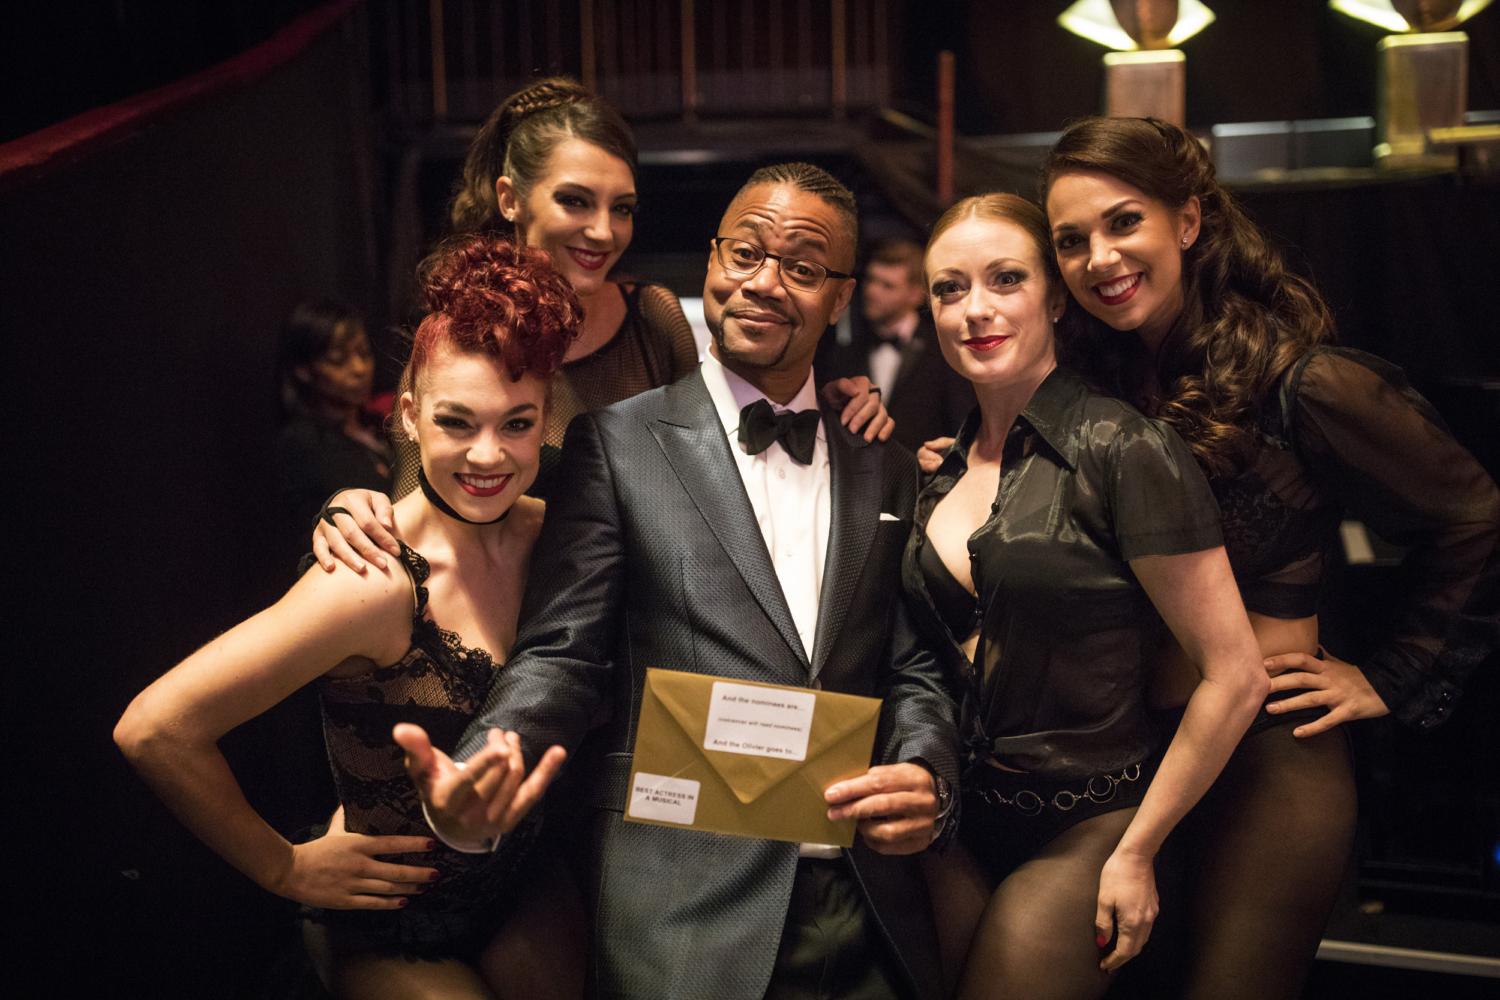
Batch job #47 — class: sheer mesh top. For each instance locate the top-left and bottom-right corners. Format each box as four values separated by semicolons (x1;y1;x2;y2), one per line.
1216;346;1500;729
392;282;697;499
315;543;538;948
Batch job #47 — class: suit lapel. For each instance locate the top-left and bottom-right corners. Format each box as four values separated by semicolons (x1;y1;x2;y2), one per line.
649;372;810;668
809;403;881;680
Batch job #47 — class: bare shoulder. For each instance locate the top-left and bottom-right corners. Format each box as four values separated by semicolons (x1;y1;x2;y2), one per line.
283;551;416;629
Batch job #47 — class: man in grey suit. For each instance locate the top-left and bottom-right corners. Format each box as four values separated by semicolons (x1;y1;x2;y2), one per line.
386;164;959;999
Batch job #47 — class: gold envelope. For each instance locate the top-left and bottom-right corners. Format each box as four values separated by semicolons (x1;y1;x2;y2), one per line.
624;668;882;846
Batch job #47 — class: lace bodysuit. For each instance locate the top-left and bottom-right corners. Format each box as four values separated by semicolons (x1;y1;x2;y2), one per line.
1210;347;1500;730
308;543;539;956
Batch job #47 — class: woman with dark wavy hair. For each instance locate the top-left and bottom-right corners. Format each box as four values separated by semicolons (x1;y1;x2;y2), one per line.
1039;116;1500;1000
117;234;578;999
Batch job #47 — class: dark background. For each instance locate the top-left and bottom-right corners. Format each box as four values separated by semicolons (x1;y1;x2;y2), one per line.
2;2;1498;996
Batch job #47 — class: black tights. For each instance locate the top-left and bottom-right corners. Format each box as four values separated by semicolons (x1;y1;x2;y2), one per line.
1179;722;1355;999
924;808;1138;1000
1122;722;1357;1000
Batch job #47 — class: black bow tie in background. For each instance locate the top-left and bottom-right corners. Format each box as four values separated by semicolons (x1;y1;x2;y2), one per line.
738;398;820;465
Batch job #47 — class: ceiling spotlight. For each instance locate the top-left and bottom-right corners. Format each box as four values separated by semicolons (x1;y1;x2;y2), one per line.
1329;1;1493;33
1330;1;1493;167
1058;1;1218;125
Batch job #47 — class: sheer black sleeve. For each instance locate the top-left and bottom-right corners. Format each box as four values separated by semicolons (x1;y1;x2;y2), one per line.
637;283;700;382
1288;347;1500;728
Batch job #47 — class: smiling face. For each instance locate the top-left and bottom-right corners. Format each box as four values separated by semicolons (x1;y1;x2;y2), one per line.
925;216;1063;390
400;345;548;522
497;136;636;298
1045;169;1199;350
703;183;856;376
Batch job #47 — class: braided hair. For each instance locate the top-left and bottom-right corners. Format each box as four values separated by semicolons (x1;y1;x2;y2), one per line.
1039;117;1336;478
449;77;638;234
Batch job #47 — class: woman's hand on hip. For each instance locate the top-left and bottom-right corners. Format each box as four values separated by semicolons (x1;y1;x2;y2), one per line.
269;807;436;910
311;489;401;573
1095;848;1158;971
1264;646;1390;737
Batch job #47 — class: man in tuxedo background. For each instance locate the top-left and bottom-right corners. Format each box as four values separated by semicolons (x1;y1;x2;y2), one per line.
398;163;958;1000
815;240;975;453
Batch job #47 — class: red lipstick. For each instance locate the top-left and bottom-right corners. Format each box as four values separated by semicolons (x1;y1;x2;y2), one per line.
963;335;1009;352
1092;273;1141;306
566;246;609;271
455;473;511;498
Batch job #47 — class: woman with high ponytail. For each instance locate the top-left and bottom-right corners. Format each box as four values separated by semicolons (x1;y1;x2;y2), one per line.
1040;116;1500;999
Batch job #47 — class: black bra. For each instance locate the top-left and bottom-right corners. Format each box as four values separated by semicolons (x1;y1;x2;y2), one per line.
918;533;979;640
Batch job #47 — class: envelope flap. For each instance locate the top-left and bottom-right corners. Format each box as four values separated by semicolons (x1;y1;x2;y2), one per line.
648;670;883;805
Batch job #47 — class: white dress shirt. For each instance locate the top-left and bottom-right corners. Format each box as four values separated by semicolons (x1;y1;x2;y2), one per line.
699;351;831;658
700;352;841;858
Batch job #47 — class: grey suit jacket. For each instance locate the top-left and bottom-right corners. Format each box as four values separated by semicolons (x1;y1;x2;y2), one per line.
458;369;959;1000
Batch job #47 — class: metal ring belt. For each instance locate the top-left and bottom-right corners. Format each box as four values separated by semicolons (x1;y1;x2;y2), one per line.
973;763;1143;817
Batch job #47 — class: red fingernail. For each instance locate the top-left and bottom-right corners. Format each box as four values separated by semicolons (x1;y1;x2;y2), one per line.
425;840;436;851
398;898;409;907
1096;935;1109;948
428;871;440;882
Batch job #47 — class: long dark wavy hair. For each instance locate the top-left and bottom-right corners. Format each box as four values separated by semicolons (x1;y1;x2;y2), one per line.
1039;117;1335;478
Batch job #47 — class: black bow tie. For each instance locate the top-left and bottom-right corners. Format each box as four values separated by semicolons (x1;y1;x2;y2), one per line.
737;398;820;465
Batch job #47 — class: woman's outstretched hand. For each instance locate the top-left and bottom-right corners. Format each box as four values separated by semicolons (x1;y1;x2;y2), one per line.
270;805;438;910
1095;849;1158;971
311;489;401;573
394;724;567;849
822;376;895;443
917;437;954;474
1263;646;1390;737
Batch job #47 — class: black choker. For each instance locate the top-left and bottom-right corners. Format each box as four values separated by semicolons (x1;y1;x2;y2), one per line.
418;467;511;525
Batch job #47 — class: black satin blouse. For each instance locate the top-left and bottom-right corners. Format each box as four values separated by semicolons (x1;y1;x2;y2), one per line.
902;367;1224;779
1212;346;1500;730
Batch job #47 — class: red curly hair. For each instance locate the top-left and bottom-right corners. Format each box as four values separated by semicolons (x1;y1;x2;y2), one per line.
407;234;582;392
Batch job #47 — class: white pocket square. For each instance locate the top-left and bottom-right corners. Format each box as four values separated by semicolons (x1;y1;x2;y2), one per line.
879;513;902;522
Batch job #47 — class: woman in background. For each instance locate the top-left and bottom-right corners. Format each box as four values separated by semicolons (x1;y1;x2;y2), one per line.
276;300;391;533
1039;116;1500;999
907;192;1267;999
117;235;577;999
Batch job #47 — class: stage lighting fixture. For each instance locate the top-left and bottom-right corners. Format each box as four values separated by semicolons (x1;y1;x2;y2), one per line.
1058;1;1216;125
1330;1;1494;168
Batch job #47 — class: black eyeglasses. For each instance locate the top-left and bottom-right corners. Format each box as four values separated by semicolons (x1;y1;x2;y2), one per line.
712;237;852;293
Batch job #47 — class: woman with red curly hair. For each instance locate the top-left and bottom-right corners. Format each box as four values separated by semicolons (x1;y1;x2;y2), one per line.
116;234;579;999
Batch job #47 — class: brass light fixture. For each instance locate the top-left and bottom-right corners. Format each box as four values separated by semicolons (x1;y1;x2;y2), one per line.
1058;0;1217;125
1330;1;1495;168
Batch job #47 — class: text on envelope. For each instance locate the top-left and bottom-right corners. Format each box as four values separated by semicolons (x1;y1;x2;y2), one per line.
703;681;816;761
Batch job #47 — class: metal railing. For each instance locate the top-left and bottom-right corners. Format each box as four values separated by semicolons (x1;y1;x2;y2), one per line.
375;0;892;125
